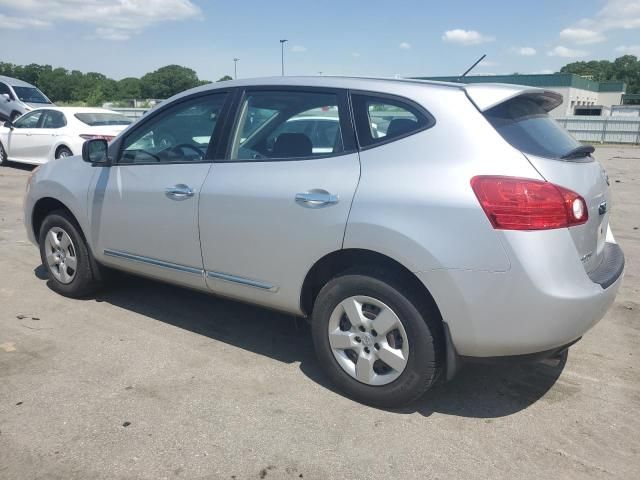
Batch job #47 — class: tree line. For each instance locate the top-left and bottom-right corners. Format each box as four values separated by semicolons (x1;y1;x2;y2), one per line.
560;55;639;95
1;55;638;107
0;62;232;106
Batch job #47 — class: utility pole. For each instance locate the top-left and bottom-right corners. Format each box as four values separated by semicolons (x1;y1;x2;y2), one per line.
279;39;288;76
233;58;239;79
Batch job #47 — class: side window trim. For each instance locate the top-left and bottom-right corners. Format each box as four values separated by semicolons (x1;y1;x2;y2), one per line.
348;89;436;151
113;90;232;166
215;86;357;163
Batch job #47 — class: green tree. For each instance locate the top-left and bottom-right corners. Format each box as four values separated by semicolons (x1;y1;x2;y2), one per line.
140;65;202;98
217;75;233;82
117;77;142;99
561;55;640;93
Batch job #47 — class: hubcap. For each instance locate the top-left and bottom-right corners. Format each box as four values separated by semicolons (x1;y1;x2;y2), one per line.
58;150;70;158
44;227;77;284
328;295;409;386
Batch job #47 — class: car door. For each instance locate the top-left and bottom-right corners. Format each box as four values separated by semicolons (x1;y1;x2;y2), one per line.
199;87;360;313
5;110;44;162
88;91;231;290
29;109;66;160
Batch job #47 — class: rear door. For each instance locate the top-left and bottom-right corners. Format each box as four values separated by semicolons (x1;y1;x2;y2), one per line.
198;87;360;313
32;109;67;159
483;93;611;273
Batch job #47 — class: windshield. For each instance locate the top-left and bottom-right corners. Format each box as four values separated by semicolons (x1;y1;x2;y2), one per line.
12;86;50;104
75;113;132;126
484;96;582;160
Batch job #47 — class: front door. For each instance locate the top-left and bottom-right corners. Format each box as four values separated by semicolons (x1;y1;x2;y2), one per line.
199;88;361;312
88;91;230;289
6;110;44;162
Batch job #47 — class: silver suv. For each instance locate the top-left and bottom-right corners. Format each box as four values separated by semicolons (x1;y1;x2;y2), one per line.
23;77;624;407
0;75;53;122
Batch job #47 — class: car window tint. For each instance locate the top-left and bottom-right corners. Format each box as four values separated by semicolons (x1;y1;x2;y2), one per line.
0;82;11;96
230;91;344;161
42;111;66;129
352;94;432;148
119;93;227;164
13;111;43;128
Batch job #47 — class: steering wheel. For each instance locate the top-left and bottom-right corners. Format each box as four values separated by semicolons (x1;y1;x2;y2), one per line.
172;143;206;159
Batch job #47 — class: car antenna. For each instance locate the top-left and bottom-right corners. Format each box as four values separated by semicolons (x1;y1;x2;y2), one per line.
458;54;486;82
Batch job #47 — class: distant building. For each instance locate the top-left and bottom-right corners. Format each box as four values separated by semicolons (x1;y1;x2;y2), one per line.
412;73;626;117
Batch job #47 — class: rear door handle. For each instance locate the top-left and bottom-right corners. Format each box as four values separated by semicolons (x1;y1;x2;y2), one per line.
295;190;339;208
165;184;195;200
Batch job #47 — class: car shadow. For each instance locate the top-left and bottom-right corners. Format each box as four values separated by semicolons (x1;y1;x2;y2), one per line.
4;161;37;171
34;265;567;418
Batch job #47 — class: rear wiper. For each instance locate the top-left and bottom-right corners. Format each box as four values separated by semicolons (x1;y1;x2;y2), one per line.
561;145;594;160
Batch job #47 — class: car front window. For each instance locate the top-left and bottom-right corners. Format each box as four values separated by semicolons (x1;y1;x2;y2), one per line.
13;111;43;128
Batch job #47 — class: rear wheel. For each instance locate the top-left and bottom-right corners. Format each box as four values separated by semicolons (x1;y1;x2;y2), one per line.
55;146;73;159
311;270;442;408
38;210;103;297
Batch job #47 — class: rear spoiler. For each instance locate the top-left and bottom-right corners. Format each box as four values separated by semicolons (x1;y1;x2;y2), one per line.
464;83;563;113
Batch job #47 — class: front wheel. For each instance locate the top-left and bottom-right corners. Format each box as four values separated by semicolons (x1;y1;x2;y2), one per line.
311;270;442;408
38;210;103;297
0;141;7;166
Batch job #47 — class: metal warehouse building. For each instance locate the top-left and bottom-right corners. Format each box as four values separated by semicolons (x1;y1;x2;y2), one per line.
413;73;627;117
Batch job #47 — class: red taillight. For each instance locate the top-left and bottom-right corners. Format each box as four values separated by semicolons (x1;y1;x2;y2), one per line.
470;176;588;230
80;134;115;142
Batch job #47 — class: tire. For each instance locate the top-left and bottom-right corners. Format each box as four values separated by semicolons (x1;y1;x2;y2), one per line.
0;141;6;166
311;269;442;408
10;111;20;122
55;146;73;159
38;209;103;298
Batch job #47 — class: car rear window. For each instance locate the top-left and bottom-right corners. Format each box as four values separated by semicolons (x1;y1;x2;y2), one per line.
484;96;581;159
351;94;434;148
75;113;132;126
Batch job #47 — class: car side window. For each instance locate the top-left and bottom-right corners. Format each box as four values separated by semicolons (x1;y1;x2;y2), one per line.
230;91;345;161
0;82;11;97
119;93;227;164
42;110;66;129
351;93;433;148
13;111;43;129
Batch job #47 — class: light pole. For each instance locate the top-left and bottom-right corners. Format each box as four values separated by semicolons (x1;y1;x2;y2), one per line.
233;58;239;79
279;39;288;76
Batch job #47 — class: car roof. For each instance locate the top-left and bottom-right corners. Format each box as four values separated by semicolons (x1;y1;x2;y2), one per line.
168;76;554;112
28;106;123;115
0;75;37;88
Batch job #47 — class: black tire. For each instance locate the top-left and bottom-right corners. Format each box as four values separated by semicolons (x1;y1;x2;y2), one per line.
0;141;6;166
55;146;73;159
311;269;442;408
38;209;103;298
10;111;20;122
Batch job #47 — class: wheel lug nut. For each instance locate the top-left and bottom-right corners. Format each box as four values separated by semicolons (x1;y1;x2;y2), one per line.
374;343;380;350
355;336;361;343
364;347;370;354
371;329;378;337
358;326;365;332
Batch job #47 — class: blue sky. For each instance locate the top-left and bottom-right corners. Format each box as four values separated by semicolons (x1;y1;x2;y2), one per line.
1;0;639;81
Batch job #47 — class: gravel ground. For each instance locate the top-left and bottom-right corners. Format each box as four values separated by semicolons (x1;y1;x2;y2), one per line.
1;146;639;480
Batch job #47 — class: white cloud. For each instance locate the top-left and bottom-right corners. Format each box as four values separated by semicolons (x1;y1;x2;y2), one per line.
291;45;307;53
0;0;200;40
615;44;640;55
547;46;588;58
0;13;50;29
512;46;537;56
399;42;411;49
559;28;605;44
442;29;495;46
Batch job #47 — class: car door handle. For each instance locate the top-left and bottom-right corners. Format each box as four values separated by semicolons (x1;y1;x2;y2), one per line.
295;190;339;208
165;184;195;200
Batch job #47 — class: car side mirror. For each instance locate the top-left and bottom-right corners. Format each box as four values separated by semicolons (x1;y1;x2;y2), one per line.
1;93;10;102
3;120;13;129
82;139;110;165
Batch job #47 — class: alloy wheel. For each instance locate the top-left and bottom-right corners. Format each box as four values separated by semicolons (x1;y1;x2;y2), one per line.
44;227;78;284
327;295;409;386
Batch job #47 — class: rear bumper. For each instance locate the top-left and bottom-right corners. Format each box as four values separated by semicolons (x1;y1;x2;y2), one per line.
417;229;624;358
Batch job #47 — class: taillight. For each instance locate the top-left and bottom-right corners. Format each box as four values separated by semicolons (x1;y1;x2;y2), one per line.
470;176;588;230
80;134;115;141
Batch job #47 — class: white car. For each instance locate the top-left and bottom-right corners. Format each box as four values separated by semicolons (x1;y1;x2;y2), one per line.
0;107;132;166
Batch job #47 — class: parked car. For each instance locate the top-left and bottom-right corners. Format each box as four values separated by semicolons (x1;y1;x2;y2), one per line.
23;77;624;407
0;107;131;166
0;75;53;122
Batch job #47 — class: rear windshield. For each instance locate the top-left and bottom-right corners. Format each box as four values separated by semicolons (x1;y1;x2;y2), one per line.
13;86;50;104
75;113;132;126
484;96;581;159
